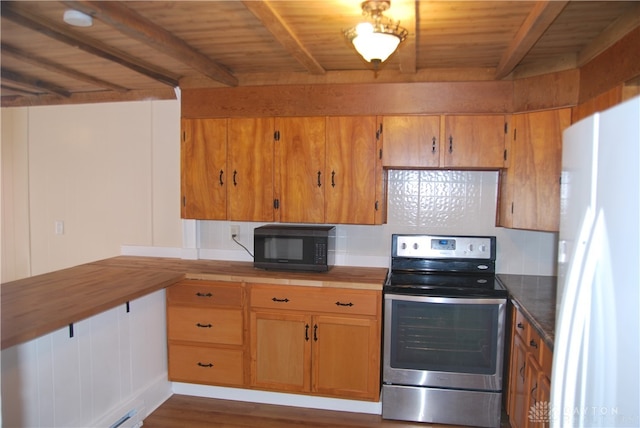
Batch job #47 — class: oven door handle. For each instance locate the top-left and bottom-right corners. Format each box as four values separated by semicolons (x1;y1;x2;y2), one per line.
384;293;506;305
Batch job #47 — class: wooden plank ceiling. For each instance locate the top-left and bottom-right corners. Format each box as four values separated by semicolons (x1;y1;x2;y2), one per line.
1;0;639;107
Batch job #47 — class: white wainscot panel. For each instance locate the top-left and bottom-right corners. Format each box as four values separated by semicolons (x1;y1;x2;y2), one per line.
1;290;171;427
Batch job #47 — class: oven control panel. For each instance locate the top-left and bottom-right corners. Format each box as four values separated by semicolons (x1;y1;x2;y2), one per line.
393;235;495;260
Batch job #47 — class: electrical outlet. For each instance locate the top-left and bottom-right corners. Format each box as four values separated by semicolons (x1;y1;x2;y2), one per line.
230;225;240;240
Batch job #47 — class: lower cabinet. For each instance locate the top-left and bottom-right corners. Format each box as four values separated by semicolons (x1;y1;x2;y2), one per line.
249;283;382;401
166;279;246;387
507;305;553;428
166;279;383;402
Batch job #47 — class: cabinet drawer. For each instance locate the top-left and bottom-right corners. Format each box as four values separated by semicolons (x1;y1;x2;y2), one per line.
513;308;528;339
169;344;244;386
250;285;379;316
526;322;553;377
167;280;242;307
168;307;243;345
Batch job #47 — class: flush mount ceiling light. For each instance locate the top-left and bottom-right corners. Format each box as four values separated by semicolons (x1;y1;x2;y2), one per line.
63;9;93;27
344;0;408;69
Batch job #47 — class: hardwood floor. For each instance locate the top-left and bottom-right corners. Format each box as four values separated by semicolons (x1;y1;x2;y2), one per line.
143;394;511;427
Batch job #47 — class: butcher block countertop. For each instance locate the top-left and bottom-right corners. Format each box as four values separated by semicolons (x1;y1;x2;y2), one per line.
1;256;388;350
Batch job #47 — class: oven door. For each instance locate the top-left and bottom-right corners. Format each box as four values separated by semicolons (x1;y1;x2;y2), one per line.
383;293;506;391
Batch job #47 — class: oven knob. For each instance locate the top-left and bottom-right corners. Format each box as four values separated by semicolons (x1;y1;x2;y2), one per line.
413;243;419;250
479;244;487;252
467;244;474;252
401;242;407;250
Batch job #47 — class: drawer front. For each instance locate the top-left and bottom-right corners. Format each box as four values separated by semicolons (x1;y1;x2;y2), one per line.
168;307;243;345
250;285;379;316
513;308;528;339
528;326;553;376
169;344;244;386
167;280;242;307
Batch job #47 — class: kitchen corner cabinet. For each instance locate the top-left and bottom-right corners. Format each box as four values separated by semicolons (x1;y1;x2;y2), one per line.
227;117;275;221
166;280;246;387
507;306;553;428
249;284;382;401
181;118;228;220
381;114;507;169
497;108;571;231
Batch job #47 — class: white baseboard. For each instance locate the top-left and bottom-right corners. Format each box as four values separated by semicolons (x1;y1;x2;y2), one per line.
171;383;382;415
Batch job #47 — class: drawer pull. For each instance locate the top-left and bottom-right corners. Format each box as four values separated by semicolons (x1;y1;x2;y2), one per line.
196;292;213;297
516;322;525;330
530;339;538;349
272;297;290;303
197;362;214;368
196;323;212;328
335;301;354;307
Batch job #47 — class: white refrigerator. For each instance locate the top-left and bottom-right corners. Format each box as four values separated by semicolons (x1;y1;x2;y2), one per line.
552;96;640;427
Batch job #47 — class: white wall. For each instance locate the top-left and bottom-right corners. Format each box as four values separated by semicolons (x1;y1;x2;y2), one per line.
1;100;182;281
197;170;558;275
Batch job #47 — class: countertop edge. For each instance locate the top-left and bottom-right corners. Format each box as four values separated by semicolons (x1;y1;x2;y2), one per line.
498;273;557;351
1;256;387;350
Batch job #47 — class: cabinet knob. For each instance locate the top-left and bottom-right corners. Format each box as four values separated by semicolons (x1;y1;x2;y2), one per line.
529;339;538;349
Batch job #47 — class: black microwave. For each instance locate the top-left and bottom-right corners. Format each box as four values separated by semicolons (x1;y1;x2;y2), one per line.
253;224;335;272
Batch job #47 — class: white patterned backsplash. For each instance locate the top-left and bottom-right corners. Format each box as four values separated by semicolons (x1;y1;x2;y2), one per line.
197;170;558;276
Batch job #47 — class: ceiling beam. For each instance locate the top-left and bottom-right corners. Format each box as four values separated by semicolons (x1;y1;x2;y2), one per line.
1;43;129;93
241;1;326;75
2;1;180;88
1;84;41;96
63;1;238;87
1;88;176;108
494;0;569;80
1;68;71;97
577;2;640;67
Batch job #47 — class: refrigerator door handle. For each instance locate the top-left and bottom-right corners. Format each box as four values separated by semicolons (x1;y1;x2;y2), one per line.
551;206;595;427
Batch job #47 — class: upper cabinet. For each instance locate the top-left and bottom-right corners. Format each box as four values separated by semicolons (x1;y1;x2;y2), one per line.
442;115;507;168
382;116;440;168
326;116;385;225
497;108;571;232
181;118;227;220
381;115;507;169
227;117;275;222
275;117;326;223
181;116;386;225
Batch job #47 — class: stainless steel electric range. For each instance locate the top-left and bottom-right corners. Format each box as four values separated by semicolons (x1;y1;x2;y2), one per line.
382;234;508;428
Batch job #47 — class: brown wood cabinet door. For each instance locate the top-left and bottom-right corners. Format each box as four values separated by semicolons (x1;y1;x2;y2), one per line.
510;109;571;231
227;117;275;221
312;315;380;401
509;333;528;428
381;115;440;167
250;311;311;393
442;115;506;168
496;168;514;228
326;116;380;224
275;117;326;223
181;118;227;219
